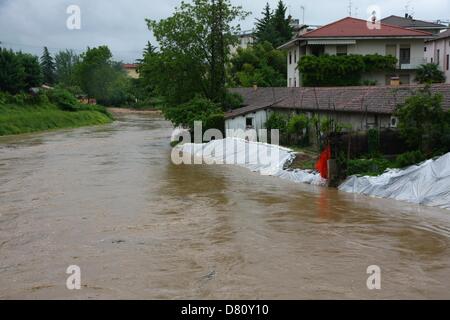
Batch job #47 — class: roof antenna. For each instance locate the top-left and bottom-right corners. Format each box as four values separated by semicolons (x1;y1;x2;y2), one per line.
348;0;352;17
301;6;305;24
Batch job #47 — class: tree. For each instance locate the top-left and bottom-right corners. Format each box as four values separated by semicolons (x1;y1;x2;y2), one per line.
396;86;450;155
0;48;26;94
0;48;42;94
415;63;446;84
271;1;293;48
229;41;286;87
55;50;79;86
162;96;223;132
74;46;125;104
17;52;43;88
255;3;276;45
144;0;249;107
40;47;56;85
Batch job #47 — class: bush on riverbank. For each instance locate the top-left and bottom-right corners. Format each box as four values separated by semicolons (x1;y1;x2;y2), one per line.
0;90;113;136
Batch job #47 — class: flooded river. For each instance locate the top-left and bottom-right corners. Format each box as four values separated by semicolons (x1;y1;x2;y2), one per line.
1;114;450;299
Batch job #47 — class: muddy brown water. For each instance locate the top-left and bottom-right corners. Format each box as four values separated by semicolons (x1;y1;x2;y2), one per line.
1;114;450;299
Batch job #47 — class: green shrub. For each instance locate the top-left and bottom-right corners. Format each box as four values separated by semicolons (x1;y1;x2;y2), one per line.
395;150;426;168
415;63;446;84
347;158;393;176
46;88;80;111
204;113;225;135
287;115;308;135
162;96;223;131
222;92;243;110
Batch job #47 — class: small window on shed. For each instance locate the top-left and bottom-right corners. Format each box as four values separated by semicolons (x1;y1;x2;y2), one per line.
246;117;254;128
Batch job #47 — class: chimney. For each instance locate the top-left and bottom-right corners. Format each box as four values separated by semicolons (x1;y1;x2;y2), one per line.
390;76;400;87
405;13;408;18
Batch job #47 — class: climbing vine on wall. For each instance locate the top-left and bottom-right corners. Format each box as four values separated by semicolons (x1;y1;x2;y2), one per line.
298;54;397;87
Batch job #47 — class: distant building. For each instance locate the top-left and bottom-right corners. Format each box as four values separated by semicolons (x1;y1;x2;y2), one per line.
122;63;139;79
279;17;433;87
225;84;450;135
229;19;308;54
425;29;450;83
230;30;256;55
381;15;447;35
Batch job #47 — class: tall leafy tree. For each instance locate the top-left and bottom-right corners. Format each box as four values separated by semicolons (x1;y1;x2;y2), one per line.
73;46;125;104
230;41;286;87
0;48;26;93
40;47;56;85
55;50;79;86
17;52;43;88
145;0;249;106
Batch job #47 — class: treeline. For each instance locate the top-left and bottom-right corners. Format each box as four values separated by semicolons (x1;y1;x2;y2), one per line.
138;0;295;132
0;45;144;107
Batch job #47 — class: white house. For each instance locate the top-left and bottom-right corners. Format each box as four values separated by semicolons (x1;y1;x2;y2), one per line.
225;85;450;136
425;29;450;83
279;17;433;87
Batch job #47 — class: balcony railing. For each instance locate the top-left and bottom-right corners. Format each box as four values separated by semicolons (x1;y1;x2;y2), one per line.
399;58;427;70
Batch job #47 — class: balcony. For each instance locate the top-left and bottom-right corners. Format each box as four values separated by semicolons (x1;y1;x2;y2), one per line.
399;58;426;70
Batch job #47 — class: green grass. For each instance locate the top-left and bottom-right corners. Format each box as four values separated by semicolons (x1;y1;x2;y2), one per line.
0;103;113;136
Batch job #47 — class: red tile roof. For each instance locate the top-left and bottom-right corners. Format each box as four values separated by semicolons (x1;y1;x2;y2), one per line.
122;63;138;69
301;17;432;38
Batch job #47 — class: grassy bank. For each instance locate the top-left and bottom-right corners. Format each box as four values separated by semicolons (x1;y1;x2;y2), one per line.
0;103;113;136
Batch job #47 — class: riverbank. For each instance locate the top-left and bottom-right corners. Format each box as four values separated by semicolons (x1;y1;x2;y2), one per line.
0;103;113;136
107;107;162;115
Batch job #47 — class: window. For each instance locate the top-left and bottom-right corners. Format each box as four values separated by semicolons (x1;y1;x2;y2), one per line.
336;45;348;56
424;46;427;52
447;54;449;71
246;117;254;129
294;77;297;87
289;51;292;65
390;116;399;128
399;47;411;64
437;49;440;65
294;50;297;63
386;44;397;57
311;45;325;57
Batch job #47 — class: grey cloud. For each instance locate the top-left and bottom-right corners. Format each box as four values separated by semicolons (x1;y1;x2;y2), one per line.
0;0;448;62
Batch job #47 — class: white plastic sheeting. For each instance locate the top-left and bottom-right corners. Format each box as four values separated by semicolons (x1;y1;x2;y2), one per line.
177;138;326;186
339;153;450;210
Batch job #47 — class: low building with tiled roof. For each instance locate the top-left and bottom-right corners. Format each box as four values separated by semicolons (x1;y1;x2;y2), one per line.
381;15;447;35
225;84;450;135
425;29;450;83
122;63;139;79
279;17;433;88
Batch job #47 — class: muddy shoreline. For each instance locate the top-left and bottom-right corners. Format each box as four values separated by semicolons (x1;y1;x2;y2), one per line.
107;107;162;115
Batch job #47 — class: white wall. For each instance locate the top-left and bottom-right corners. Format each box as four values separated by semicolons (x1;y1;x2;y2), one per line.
288;38;426;86
226;108;395;138
225;109;269;138
425;37;450;84
287;45;301;87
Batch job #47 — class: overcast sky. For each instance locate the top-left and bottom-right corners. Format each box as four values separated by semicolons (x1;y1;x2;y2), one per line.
0;0;448;62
